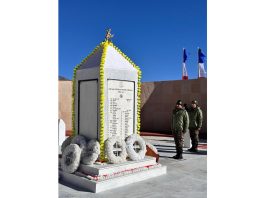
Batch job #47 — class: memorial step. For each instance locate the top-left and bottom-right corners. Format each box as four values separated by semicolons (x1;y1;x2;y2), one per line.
59;164;167;193
78;157;157;176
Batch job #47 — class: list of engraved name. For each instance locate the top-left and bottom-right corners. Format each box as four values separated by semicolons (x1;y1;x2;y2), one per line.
108;80;134;139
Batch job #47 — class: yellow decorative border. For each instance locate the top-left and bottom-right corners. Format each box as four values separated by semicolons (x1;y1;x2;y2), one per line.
71;42;103;136
108;42;142;135
99;41;108;160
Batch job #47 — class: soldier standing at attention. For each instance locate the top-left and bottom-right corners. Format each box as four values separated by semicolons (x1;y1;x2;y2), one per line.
171;100;189;159
188;100;203;152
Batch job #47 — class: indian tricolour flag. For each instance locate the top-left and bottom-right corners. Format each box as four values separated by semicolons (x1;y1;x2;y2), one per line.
198;48;207;78
182;48;188;80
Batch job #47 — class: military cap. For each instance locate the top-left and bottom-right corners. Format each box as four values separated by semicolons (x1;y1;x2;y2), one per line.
176;100;183;105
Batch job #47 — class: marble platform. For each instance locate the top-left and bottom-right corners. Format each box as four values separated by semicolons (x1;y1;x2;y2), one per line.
79;157;157;176
59;157;167;193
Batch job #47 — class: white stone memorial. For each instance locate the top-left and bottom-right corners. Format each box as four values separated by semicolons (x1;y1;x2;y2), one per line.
58;119;66;154
71;35;142;161
59;31;166;193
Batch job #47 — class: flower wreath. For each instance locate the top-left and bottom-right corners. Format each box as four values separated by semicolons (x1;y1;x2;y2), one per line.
61;136;73;153
71;135;87;158
81;139;100;165
126;134;146;161
61;144;82;173
105;136;127;164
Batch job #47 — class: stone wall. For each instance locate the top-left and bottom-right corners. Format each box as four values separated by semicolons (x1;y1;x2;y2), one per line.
140;78;207;137
58;78;207;137
58;80;72;131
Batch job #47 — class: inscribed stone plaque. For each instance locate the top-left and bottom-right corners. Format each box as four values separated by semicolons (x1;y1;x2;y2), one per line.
108;80;135;140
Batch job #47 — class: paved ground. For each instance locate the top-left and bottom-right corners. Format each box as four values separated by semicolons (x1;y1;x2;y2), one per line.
59;136;207;198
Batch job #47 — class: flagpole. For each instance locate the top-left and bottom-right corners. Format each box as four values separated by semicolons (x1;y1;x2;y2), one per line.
182;48;184;80
197;47;200;78
183;48;184;79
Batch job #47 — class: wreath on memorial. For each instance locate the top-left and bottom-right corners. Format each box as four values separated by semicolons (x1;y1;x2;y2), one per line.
81;139;100;165
126;134;146;161
71;135;87;158
61;135;101;167
71;135;87;150
105;136;127;164
61;144;82;173
61;136;73;153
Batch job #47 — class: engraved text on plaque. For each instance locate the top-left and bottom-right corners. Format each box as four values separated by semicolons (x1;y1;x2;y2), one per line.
107;80;134;140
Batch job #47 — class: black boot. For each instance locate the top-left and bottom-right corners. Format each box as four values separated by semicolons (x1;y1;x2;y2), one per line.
173;150;183;160
173;154;178;159
188;147;195;152
188;147;198;152
176;153;183;159
173;154;182;159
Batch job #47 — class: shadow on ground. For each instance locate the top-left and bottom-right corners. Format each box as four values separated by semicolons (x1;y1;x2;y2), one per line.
149;139;175;143
158;149;207;157
156;143;207;156
154;144;175;148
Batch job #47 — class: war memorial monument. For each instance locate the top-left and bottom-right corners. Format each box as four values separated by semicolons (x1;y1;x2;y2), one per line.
59;30;167;193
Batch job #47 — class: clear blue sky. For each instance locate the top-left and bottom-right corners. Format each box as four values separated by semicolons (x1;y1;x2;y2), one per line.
59;0;207;82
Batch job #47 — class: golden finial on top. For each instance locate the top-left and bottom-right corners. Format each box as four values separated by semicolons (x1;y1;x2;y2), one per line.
105;28;114;41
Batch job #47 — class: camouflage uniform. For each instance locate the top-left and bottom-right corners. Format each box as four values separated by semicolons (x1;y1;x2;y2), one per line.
188;106;203;150
171;108;189;155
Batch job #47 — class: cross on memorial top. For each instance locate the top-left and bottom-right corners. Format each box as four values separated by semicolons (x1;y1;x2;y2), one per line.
105;28;114;41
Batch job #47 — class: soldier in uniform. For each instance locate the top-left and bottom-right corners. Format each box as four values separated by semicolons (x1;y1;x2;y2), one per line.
188;100;203;152
171;100;189;159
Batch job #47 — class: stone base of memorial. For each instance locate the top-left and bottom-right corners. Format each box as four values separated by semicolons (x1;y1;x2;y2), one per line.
59;157;167;193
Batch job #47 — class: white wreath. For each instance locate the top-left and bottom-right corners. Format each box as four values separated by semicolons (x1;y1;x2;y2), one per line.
71;135;87;150
126;134;147;161
146;141;158;154
105;136;127;164
81;139;100;165
71;135;87;158
61;144;81;173
61;136;73;153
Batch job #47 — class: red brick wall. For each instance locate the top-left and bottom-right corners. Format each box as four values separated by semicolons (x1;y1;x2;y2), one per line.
58;81;72;131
